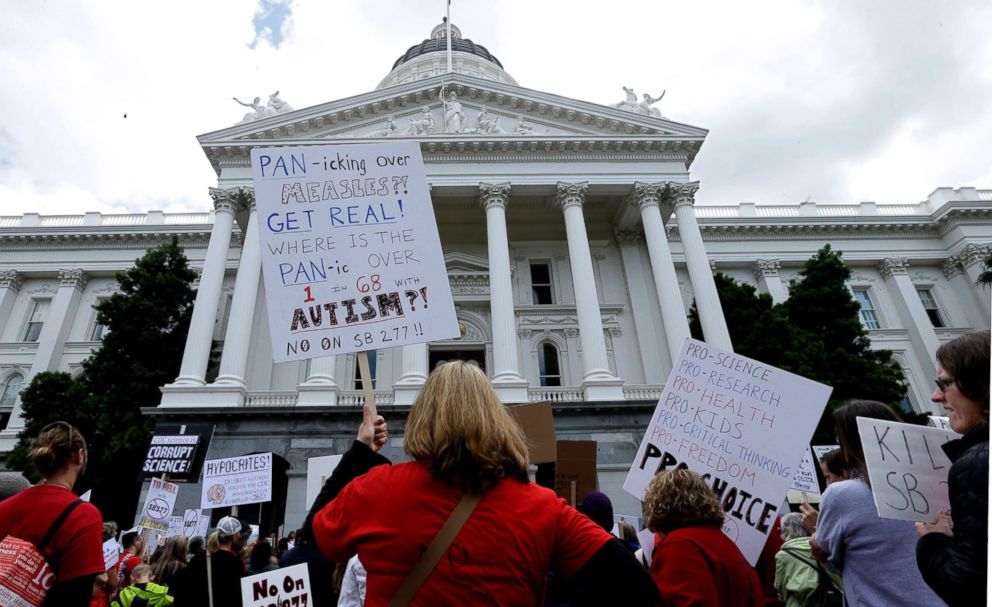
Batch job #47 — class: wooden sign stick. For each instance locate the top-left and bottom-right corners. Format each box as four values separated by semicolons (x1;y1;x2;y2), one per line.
570;480;577;508
357;351;377;420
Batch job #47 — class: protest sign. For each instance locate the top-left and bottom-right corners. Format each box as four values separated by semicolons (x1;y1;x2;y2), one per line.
166;516;184;538
636;528;656;564
556;440;597;506
811;445;839;463
102;539;120;571
137;477;179;533
200;453;273;510
140;423;214;482
241;563;311;607
508;401;557;464
927;416;957;433
196;512;212;538
251;141;459;363
79;489;92;502
623;338;832;565
181;509;208;538
0;537;52;607
856;417;957;522
790;447;820;494
306;454;343;511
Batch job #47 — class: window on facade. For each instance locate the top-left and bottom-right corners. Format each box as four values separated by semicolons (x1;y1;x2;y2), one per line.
531;263;553;305
354;351;377;390
23;299;51;342
538;343;562;387
90;298;109;341
916;288;946;328
1;374;24;407
851;288;880;330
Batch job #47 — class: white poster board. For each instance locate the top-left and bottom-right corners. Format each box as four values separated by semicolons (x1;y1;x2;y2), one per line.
789;447;820;494
181;509;208;538
241;563;311;607
137;477;179;532
306;454;343;511
102;538;121;571
251;141;459;363
623;338;832;565
856;417;957;522
80;489;92;502
166;516;184;538
200;453;273;510
927;416;958;433
811;445;839;463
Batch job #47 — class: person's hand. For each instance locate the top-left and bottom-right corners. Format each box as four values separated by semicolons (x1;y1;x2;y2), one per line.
357;404;388;453
800;500;819;534
916;511;953;538
809;533;828;562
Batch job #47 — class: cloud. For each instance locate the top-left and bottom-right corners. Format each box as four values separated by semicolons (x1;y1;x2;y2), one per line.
0;0;988;216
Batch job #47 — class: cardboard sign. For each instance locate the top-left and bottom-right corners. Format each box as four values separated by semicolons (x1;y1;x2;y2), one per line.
102;539;120;571
927;416;957;433
200;453;273;509
856;417;957;522
790;447;820;494
623;338;832;565
196;512;212;538
251;141;459;363
79;489;92;502
636;528;656;564
137;477;179;532
306;454;343;511
811;445;840;463
241;563;311;607
508;401;557;464
165;516;184;538
0;536;53;607
556;440;597;505
140;423;214;482
180;509;207;538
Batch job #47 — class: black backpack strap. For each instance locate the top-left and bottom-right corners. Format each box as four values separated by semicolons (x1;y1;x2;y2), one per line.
38;499;83;554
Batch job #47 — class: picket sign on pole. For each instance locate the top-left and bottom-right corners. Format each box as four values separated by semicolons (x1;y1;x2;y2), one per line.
357;350;377;420
140;473;171;558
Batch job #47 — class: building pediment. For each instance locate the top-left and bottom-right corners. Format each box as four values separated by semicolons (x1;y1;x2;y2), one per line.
197;74;707;174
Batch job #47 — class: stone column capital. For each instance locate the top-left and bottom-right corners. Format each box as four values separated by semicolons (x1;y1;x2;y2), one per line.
238;187;256;213
671;181;701;210
753;259;781;280
479;182;511;211
941;257;964;278
879;257;910;279
614;229;644;245
58;269;88;290
0;270;24;291
209;187;237;214
960;243;992;267
627;181;667;211
555;182;588;211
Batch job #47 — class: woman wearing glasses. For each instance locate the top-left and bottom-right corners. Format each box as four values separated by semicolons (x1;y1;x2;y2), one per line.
916;330;990;606
0;422;105;606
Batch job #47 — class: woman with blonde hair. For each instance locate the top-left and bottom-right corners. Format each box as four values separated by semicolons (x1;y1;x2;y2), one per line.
642;468;764;606
150;535;188;590
305;361;657;606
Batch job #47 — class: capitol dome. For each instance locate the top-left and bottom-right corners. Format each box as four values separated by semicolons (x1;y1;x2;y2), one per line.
376;19;518;90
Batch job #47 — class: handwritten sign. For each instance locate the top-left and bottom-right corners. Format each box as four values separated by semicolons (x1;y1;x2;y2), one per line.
241;563;310;607
927;416;958;433
180;509;208;538
306;454;343;511
138;477;179;532
166;516;184;538
102;539;120;571
200;453;273;509
856;417;957;522
251;142;459;363
623;338;832;565
811;445;839;463
790;447;820;494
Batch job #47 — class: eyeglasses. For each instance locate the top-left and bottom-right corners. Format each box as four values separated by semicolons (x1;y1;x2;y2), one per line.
40;421;75;452
934;378;956;393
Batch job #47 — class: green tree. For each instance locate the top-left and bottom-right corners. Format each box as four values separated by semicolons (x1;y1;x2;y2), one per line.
978;253;992;288
6;237;196;524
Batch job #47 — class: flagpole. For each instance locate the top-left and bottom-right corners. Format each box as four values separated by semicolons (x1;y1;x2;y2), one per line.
446;0;452;74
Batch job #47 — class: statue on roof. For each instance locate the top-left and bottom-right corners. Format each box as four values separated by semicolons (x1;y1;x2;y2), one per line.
440;87;467;133
611;87;666;117
367;115;398;137
612;86;639;113
639;91;665;117
267;91;293;114
404;106;435;135
233;96;274;123
474;105;505;135
513;114;535;135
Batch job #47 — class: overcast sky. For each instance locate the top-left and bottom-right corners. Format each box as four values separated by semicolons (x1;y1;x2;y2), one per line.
1;0;989;216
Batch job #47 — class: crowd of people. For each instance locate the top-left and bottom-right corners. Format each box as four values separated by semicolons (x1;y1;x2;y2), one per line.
0;330;987;606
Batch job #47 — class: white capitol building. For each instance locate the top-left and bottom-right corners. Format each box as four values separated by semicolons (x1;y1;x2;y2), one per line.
1;21;989;526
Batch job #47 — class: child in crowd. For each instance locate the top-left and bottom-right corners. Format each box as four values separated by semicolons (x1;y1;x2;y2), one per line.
110;564;174;607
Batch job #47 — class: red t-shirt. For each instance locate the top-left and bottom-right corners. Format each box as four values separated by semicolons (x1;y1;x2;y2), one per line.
116;552;143;590
0;484;105;581
312;461;612;607
650;526;766;607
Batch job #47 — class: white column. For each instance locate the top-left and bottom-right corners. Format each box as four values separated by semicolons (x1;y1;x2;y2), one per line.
629;182;691;362
393;343;429;405
171;189;237;386
215;193;260;388
555;182;623;401
479;183;528;402
671;182;733;350
880;258;940;381
942;257;990;328
753;259;788;304
9;269;87;430
0;271;23;338
957;244;992;318
615;230;671;382
298;355;339;406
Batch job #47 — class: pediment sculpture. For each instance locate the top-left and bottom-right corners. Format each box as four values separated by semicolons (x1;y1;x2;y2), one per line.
612;86;665;118
233;90;294;124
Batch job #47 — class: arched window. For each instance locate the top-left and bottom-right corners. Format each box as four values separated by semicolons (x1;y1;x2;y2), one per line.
0;373;25;407
538;343;561;387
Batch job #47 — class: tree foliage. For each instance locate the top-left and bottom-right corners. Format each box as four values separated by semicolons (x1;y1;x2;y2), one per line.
690;245;909;442
978;253;992;288
7;237;196;525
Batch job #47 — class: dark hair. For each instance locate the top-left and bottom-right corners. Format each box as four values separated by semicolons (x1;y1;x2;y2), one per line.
277;537;289;552
29;422;86;477
250;539;273;571
820;448;846;477
936;330;990;410
122;531;140;550
833;400;902;480
188;536;205;558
